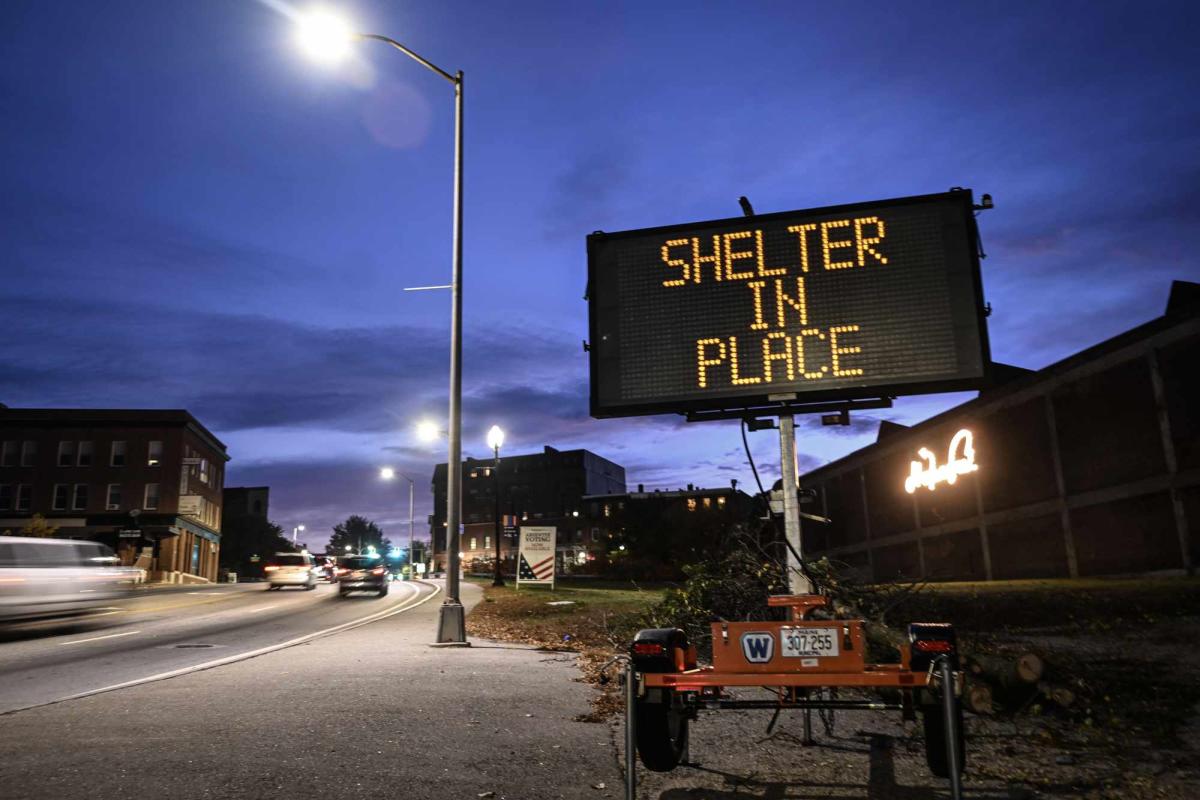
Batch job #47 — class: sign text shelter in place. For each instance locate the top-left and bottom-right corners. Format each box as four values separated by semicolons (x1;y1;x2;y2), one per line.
587;190;990;418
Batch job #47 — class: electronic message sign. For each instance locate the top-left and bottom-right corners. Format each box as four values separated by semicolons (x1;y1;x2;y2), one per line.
587;190;990;419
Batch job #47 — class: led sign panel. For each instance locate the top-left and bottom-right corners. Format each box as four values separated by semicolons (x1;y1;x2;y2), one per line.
588;191;990;418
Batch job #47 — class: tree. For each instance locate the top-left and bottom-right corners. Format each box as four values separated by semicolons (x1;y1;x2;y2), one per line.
328;515;390;555
219;516;294;574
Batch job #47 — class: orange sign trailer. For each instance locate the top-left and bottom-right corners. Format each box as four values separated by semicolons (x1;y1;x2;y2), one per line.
619;594;966;800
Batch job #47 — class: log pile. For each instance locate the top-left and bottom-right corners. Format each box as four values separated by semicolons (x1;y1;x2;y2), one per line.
959;650;1076;715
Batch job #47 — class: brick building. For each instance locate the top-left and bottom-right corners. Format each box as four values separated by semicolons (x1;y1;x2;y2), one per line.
431;445;626;572
0;408;228;582
798;281;1199;582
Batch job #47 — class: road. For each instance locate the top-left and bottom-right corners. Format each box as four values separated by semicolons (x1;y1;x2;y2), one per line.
0;579;623;800
0;578;435;714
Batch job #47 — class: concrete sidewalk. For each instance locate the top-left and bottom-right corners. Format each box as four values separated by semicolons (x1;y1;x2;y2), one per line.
0;581;623;800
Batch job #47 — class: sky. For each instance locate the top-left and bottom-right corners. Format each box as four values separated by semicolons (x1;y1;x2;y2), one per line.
2;1;1198;548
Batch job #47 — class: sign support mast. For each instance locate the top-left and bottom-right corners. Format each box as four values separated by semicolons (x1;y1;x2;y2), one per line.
778;415;812;594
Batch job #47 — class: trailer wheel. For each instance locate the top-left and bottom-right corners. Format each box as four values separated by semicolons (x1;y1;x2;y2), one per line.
635;692;689;772
921;701;965;778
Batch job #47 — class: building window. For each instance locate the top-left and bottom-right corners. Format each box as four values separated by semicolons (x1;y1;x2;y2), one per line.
105;484;122;510
72;484;88;511
0;442;16;467
575;529;583;543
484;536;490;550
469;537;477;550
110;441;126;467
0;484;13;510
144;483;160;510
57;441;76;467
686;498;697;512
16;484;33;511
603;503;611;518
199;458;209;485
77;441;93;466
703;497;712;509
20;441;37;467
52;484;69;510
147;441;162;467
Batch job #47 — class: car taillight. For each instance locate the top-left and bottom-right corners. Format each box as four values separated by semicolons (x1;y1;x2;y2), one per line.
371;567;385;575
632;642;665;656
264;566;279;572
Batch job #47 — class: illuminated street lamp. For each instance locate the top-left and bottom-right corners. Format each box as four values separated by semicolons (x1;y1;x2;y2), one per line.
380;466;416;580
291;524;305;546
416;419;441;443
293;9;468;644
486;425;505;587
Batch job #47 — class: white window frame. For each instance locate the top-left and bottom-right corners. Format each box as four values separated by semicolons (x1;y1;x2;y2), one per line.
72;483;88;511
0;441;15;467
16;484;33;511
110;441;127;467
77;441;94;467
20;441;36;467
57;441;76;467
147;440;162;467
144;482;160;511
52;483;69;510
106;483;122;511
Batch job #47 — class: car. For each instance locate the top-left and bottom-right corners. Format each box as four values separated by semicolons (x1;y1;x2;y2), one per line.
263;552;317;590
0;535;141;623
336;554;389;598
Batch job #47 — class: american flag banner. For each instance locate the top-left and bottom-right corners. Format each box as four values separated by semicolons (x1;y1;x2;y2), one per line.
516;526;556;587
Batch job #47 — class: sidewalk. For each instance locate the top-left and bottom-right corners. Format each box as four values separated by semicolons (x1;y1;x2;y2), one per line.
0;581;624;800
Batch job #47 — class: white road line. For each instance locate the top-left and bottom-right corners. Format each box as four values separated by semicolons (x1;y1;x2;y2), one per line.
58;630;142;646
6;581;440;714
247;604;277;614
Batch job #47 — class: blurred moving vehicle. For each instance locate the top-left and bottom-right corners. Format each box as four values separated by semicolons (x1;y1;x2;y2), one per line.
311;556;337;583
336;554;388;598
0;536;140;623
263;552;316;590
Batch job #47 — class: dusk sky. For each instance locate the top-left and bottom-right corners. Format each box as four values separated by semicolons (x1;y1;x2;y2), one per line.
3;1;1198;548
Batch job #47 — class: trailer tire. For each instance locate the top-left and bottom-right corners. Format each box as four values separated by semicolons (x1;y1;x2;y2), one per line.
635;693;689;772
921;701;965;778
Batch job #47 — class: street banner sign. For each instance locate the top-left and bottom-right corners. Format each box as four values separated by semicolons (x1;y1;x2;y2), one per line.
587;190;990;418
517;526;556;588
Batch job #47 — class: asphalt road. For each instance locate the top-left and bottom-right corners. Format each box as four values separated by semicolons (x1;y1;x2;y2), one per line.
0;578;433;714
0;579;624;800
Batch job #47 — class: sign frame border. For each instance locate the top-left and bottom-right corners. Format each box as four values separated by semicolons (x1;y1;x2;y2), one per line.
586;189;991;420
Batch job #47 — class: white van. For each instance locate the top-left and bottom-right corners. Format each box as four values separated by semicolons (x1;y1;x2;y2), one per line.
0;536;140;622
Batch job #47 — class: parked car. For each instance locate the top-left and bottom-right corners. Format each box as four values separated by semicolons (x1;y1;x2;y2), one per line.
337;554;389;598
0;535;140;623
263;552;317;590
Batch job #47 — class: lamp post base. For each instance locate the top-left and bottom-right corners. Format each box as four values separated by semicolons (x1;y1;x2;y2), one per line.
435;600;467;644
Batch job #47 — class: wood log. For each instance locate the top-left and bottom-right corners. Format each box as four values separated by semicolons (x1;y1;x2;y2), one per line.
962;680;994;715
965;652;1043;689
1037;681;1076;708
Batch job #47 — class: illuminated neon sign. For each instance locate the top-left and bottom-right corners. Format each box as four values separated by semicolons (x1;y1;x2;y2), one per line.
904;429;978;494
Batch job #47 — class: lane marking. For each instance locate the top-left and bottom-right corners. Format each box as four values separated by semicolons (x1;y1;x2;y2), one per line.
247;604;278;614
58;630;142;647
4;581;440;715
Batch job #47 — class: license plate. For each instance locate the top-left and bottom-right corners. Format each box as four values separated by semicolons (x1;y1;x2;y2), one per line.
779;627;839;658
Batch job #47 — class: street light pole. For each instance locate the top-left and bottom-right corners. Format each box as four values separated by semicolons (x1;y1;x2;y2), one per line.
381;467;416;580
486;425;505;587
292;15;467;643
